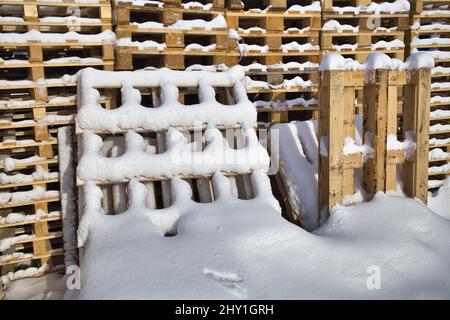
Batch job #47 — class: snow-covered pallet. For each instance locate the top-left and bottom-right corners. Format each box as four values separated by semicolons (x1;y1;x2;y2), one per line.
272;53;434;228
113;0;225;25
0;0;112;33
321;29;406;62
321;0;411;13
320;1;410;63
243;63;319;123
407;1;450;187
0;4;114;285
114;5;227;70
410;0;450;14
226;6;321;66
69;66;274;271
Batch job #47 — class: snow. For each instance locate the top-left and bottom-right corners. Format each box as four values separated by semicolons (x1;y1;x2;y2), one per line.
429;163;450;175
430;137;450;145
2;272;65;300
411;22;450;31
320;53;434;82
254;98;317;110
169;15;226;31
432;66;450;75
0;30;115;44
115;38;166;51
1;265;50;290
0;234;34;252
414;49;450;60
429;148;450;160
76;66;256;133
0;17;24;23
239;26;266;34
77;127;270;183
332;0;410;14
333;43;358;51
281;41;319;53
0;210;60;226
238;43;269;55
343;136;374;158
386;132;416;160
44;57;102;64
0;166;58;185
431;96;450;104
319;53;363;71
428;178;450;219
322;20;359;33
115;0;163;7
184;43;216;52
422;9;450;16
431;82;450;89
181;2;213;11
2;156;46;172
412;37;450;46
5;186;59;204
67;186;450;299
430;123;450;133
39;17;101;24
371;39;405;50
284;27;311;34
431;109;450;118
285;1;321;13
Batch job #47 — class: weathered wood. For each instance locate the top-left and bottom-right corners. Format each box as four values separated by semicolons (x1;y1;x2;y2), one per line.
363;70;407;195
318;70;346;220
403;68;432;203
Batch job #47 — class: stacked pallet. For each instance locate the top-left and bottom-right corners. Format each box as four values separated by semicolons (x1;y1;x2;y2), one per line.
226;0;321;124
408;0;450;189
114;0;227;70
0;0;114;286
320;0;409;62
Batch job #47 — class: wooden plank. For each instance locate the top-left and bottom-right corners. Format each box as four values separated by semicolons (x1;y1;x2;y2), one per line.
318;70;347;220
403;69;432;202
363;69;388;196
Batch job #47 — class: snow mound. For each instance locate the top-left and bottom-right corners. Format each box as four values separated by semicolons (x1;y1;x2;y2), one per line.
67;189;450;299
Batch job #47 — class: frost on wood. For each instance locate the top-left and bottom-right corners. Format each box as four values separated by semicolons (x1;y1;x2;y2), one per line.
76;66;256;132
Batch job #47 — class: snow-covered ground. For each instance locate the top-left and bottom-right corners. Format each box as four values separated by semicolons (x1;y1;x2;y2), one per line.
56;188;449;299
4;188;450;300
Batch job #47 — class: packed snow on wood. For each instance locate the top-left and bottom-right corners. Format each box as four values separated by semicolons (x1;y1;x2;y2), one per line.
65;175;450;299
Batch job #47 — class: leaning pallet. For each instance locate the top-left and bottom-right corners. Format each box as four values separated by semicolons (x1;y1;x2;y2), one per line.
0;3;114;290
0;0;112;33
114;0;228;70
226;1;321;124
407;0;450;189
66;66;267;269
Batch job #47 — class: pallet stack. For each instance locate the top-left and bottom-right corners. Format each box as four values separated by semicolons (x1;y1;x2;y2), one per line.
0;0;113;286
320;0;409;62
408;0;450;189
114;0;227;70
226;0;321;124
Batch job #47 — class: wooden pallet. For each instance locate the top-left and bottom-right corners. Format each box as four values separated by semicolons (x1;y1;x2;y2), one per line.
407;4;450;188
114;0;225;25
321;30;405;62
0;0;112;32
410;0;450;14
244;67;319;123
115;46;227;69
226;9;321;32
